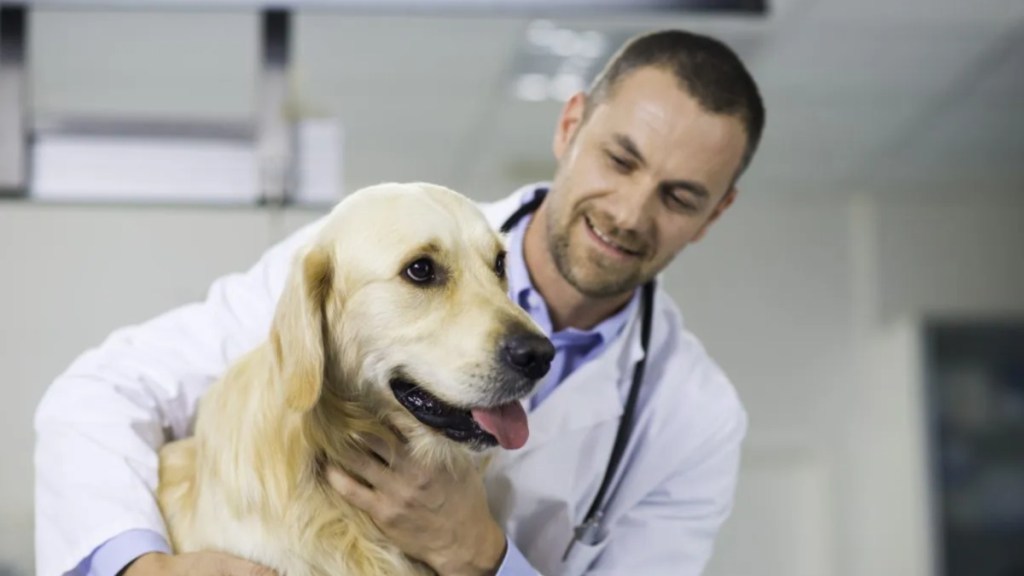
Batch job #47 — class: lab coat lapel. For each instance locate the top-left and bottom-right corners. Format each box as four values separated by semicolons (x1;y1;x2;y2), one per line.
484;306;647;572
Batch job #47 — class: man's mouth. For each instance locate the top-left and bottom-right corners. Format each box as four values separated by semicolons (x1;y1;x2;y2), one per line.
389;377;529;450
584;215;643;257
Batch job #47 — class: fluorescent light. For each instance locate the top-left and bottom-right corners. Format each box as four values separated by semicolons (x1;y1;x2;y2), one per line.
549;73;585;101
511;22;614;102
526;20;557;49
578;31;606;59
515;74;550;102
550;29;582;57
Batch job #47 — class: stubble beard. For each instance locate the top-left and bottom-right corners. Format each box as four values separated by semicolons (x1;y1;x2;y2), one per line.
545;207;646;299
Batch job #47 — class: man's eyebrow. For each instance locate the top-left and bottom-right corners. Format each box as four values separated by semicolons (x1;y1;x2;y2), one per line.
612;133;711;201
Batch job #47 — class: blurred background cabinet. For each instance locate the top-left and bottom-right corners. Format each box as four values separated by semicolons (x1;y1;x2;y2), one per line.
927;321;1024;576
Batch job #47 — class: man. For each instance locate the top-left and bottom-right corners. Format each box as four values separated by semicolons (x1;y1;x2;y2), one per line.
34;29;764;576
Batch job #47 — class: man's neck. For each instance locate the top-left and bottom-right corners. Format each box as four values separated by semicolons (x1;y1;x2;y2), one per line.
522;205;634;332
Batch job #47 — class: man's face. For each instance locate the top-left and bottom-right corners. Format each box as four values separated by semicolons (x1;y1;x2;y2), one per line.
543;66;748;298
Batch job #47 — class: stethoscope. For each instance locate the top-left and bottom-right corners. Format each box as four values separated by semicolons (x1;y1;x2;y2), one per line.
499;187;656;561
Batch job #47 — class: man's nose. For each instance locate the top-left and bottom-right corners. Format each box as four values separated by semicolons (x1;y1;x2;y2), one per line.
606;184;653;231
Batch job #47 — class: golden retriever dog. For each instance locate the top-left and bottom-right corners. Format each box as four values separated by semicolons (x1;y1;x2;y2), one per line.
156;182;554;575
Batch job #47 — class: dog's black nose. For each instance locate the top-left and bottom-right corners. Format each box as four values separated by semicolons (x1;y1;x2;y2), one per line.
503;333;555;380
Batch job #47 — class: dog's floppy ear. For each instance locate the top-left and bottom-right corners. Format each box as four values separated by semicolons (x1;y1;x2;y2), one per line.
271;243;335;412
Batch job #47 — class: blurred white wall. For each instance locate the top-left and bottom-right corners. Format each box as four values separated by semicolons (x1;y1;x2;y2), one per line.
692;194;1024;576
0;205;279;575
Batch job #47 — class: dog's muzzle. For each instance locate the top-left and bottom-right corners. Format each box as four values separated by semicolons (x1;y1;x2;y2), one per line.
389;377;501;448
388;333;553;450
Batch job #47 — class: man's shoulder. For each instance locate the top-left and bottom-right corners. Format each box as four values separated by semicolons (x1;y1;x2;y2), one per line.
475;183;549;229
649;288;721;377
646;289;747;436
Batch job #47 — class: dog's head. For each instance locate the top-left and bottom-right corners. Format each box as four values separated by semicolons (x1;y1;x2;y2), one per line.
270;183;553;463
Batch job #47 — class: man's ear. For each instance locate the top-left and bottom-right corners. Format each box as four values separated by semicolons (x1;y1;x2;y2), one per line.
692;187;738;244
271;243;335;412
552;92;587;161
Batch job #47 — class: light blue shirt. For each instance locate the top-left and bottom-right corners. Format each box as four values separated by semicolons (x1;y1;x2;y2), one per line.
503;189;639;410
83;186;639;576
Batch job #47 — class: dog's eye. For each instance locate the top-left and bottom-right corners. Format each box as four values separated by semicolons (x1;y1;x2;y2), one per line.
405;258;436;284
495;251;507;279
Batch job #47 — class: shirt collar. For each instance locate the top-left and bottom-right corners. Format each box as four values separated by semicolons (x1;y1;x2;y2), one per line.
505;185;639;344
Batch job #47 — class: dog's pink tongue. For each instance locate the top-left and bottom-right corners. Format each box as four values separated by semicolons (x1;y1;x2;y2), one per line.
471;402;529;450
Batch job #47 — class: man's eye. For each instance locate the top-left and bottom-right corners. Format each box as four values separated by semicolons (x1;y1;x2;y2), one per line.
607;152;632;173
663;191;696;212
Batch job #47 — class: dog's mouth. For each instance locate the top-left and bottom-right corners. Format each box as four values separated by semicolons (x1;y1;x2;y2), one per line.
389;377;529;450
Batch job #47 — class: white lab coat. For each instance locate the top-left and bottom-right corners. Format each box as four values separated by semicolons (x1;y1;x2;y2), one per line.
34;183;747;576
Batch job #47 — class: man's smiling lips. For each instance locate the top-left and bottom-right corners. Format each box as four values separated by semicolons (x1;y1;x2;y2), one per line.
583;215;644;258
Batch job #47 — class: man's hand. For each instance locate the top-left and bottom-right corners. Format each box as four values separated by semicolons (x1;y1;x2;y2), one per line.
121;551;279;576
325;434;507;576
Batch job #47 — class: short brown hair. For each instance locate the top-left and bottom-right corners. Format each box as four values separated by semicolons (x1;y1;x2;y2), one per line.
587;29;766;179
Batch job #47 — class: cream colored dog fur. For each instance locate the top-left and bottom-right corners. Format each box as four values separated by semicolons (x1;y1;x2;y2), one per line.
156;183;551;576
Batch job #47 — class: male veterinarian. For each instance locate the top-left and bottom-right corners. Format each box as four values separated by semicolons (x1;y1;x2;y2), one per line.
35;29;764;576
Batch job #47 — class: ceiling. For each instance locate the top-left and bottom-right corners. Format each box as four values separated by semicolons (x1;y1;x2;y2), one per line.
21;0;1024;204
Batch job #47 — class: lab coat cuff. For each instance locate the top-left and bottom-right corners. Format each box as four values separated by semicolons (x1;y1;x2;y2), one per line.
87;528;171;576
495;536;538;576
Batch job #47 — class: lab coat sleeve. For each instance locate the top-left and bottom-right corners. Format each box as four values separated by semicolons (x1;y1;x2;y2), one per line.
586;393;748;576
33;219;324;576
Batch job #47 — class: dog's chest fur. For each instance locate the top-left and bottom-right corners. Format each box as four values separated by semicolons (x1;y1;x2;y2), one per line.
165;470;431;576
156;348;435;576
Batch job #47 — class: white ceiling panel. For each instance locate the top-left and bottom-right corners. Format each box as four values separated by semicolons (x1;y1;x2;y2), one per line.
869;99;1024;193
723;99;923;185
971;28;1024;102
844;19;1024;197
751;21;1002;102
16;0;1023;202
294;14;527;83
806;0;1024;27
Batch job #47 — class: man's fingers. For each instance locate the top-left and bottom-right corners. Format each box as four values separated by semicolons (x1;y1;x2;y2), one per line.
362;433;397;468
382;415;409;443
326;464;379;513
344;445;395;488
